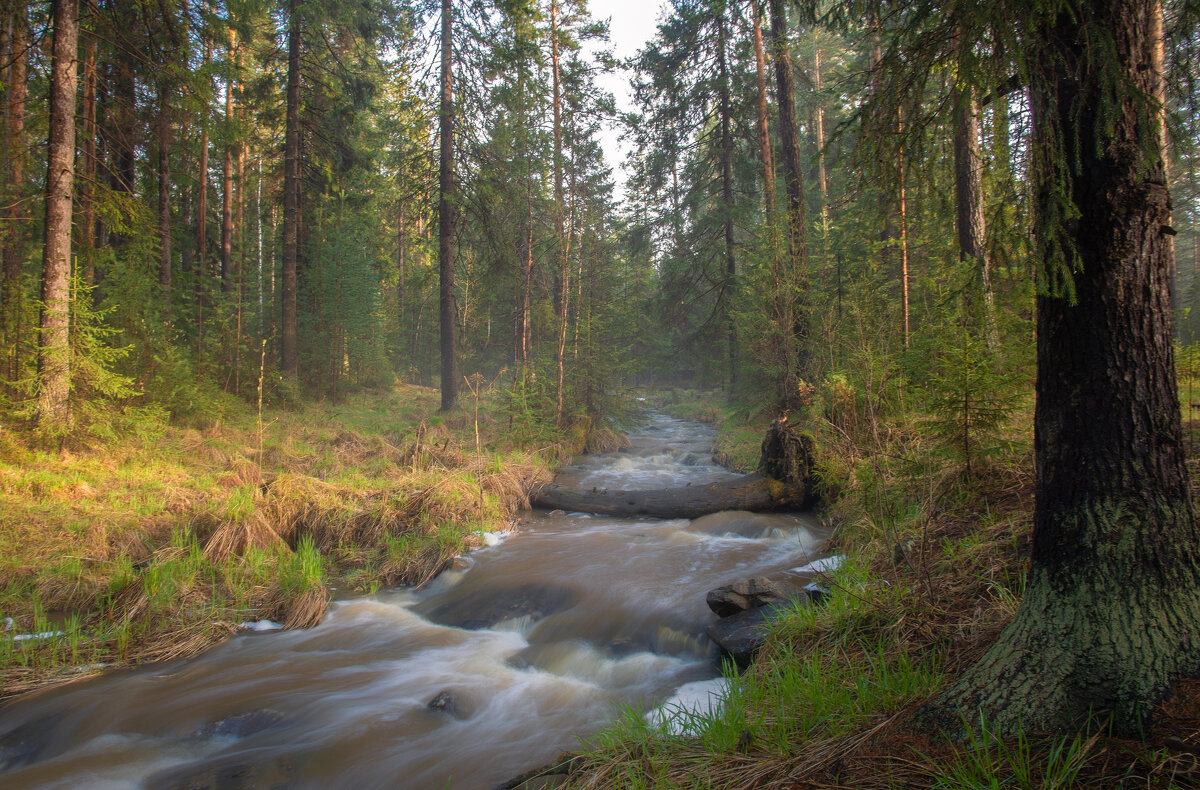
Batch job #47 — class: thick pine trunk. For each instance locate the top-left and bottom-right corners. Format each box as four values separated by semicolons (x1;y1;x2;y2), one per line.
752;2;775;220
437;0;458;411
196;6;211;363
157;80;171;292
79;13;96;289
221;31;234;296
768;0;808;387
3;11;27;383
952;28;995;341
37;0;79;430
927;0;1200;736
716;6;737;391
550;0;568;426
812;42;827;223
281;0;301;382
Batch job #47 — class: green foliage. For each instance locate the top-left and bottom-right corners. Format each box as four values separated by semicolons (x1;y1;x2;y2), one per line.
912;321;1021;479
921;716;1097;790
277;536;325;597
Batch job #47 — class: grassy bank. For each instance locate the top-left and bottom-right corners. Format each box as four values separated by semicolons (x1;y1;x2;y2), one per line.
0;382;569;699
566;378;1200;788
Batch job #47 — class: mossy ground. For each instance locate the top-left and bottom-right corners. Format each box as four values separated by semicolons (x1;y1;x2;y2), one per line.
0;382;568;699
567;375;1200;789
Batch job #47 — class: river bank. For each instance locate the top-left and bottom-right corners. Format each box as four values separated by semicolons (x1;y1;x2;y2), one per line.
551;389;1200;789
0;382;568;700
0;406;834;789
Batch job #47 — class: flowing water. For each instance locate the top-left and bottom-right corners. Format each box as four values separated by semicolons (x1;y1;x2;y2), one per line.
0;413;830;790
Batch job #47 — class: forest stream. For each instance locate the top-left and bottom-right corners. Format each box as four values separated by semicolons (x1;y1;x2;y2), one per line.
0;413;830;790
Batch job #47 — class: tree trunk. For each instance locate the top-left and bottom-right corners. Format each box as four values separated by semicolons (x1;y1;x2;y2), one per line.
550;0;568;425
869;13;900;322
812;40;827;223
221;29;235;295
952;27;995;342
898;109;910;348
532;473;802;520
396;196;406;368
752;1;775;220
281;0;301;382
157;79;172;292
37;0;79;431
196;4;211;365
110;30;135;198
926;0;1200;736
3;10;27;383
768;0;809;387
716;3;737;392
437;0;458;411
79;10;97;290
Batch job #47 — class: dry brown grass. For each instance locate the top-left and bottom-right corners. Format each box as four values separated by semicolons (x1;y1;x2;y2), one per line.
1;382;569;702
586;428;632;454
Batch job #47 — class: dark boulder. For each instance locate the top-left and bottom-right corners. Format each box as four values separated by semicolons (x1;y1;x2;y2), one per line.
706;578;797;617
704;608;771;670
705;592;813;669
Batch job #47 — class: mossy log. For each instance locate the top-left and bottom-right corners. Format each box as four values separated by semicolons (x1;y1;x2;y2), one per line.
530;472;800;518
530;416;817;518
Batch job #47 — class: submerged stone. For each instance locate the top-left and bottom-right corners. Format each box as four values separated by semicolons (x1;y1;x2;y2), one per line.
0;712;66;771
426;689;469;720
192;709;284;739
415;583;578;630
145;753;297;790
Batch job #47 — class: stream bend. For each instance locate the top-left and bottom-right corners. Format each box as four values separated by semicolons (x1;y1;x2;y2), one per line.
0;413;830;790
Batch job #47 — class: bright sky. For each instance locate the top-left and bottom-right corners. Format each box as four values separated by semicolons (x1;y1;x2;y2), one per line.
588;0;672;200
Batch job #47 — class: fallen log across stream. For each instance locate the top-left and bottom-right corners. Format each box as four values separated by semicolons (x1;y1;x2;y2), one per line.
531;415;818;519
530;472;798;519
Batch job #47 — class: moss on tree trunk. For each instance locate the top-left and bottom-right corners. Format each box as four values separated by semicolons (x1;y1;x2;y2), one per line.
924;0;1200;736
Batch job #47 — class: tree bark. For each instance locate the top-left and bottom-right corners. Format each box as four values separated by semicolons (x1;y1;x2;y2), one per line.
3;9;27;383
157;79;172;292
768;0;809;387
438;0;458;411
196;3;211;364
716;3;737;391
952;27;995;342
281;0;301;382
927;0;1200;736
812;40;827;222
79;8;97;290
221;28;235;295
752;1;775;221
531;473;803;520
37;0;80;430
550;0;568;425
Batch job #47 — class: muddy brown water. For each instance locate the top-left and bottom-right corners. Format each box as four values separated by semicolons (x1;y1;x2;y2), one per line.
0;413;831;789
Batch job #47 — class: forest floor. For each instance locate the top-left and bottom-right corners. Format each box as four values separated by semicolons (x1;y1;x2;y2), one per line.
554;390;1200;790
0;382;575;700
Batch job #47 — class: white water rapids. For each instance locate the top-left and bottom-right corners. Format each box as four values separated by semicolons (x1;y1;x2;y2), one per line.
0;413;830;789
